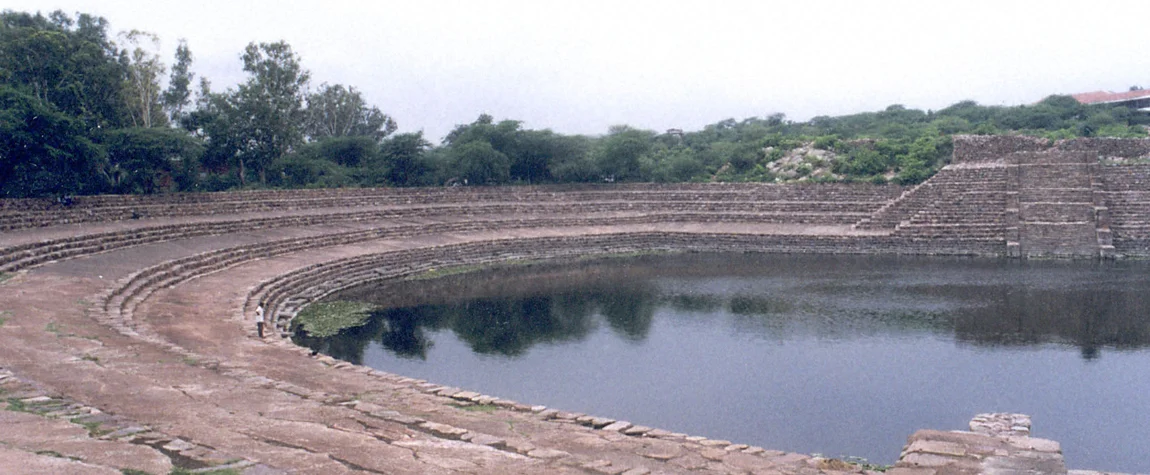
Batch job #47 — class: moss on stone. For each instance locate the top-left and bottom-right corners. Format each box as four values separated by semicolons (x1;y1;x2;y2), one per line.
293;301;374;338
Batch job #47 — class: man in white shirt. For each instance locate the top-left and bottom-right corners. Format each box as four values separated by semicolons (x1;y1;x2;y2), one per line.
256;305;265;338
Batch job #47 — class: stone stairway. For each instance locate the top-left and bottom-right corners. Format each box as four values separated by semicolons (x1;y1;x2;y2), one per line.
852;135;1150;259
1012;151;1104;258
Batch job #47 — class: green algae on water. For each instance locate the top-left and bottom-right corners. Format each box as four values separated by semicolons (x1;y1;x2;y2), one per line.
293;301;374;338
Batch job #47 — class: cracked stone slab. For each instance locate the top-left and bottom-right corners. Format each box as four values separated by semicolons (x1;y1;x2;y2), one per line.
527;448;570;459
418;421;468;440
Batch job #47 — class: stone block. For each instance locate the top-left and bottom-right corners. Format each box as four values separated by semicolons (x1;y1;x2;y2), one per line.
601;421;632;432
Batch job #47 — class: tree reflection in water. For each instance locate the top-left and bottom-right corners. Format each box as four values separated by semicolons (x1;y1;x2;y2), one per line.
293;254;1150;363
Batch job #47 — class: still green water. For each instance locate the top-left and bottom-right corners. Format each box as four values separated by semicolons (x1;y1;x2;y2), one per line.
294;253;1150;470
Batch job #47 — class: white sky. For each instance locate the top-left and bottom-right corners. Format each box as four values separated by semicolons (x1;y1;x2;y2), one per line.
7;0;1150;142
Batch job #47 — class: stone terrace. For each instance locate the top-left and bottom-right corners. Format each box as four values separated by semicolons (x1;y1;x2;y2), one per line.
2;138;1149;473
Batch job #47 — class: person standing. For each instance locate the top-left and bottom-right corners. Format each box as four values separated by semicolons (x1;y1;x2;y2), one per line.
256;305;266;338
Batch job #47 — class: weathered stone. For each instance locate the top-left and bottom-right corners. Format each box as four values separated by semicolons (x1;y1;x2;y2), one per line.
451;390;481;401
162;439;196;451
700;448;727;461
466;433;506;449
503;439;536;455
698;438;731;447
491;399;518;408
1005;436;1061;453
638;444;681;461
418;421;468;440
434;387;461;397
900;452;977;469
20;396;52;404
765;452;809;464
667;453;710;470
590;465;628;475
527;448;569;459
601;421;632;432
623;425;652;436
351;401;383;413
904;439;967;457
589;417;615;428
100;425;148;440
554;411;581;421
580;459;613;470
620;467;651;475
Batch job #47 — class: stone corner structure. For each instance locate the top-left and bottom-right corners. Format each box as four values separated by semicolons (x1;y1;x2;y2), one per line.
894;413;1133;475
893;413;1065;474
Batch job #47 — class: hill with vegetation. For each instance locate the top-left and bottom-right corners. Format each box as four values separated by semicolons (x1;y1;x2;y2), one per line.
2;9;1147;198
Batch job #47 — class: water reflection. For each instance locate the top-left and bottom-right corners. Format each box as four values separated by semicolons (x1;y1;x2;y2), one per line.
291;254;1150;470
294;254;1150;363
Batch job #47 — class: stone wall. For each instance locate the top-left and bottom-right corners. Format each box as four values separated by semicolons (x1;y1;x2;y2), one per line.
0;183;905;230
1098;164;1150;256
1058;137;1150;159
952;135;1049;163
953;134;1150;163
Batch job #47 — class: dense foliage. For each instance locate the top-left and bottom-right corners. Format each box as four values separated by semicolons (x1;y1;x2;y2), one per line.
1;9;1147;198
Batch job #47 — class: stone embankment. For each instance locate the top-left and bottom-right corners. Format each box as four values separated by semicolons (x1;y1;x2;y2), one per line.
2;137;1149;473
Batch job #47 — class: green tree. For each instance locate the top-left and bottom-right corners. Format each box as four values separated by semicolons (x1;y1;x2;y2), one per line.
452;141;509;185
595;125;654;181
103;127;202;193
162;39;194;126
0;10;131;129
0;86;108;197
379;132;431;186
237;40;310;184
304;83;396;142
186;79;247;185
547;135;597;183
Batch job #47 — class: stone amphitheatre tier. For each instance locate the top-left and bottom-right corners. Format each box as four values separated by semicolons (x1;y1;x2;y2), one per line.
2;137;1148;474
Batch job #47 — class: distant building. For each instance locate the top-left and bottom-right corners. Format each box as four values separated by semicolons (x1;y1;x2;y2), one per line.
1071;89;1150;111
666;128;684;138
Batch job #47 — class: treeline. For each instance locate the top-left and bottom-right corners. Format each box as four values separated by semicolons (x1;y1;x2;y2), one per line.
2;10;1148;198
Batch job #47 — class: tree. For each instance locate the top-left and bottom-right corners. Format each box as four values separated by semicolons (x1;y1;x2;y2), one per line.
595;125;654;181
0;10;131;129
119;29;166;128
0;86;108;197
236;41;310;184
379;132;431;186
162;39;194;126
305;83;396;141
186;79;249;186
452;141;509;184
103;127;202;193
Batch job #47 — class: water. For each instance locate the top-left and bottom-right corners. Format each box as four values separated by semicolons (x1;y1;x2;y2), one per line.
293;253;1150;471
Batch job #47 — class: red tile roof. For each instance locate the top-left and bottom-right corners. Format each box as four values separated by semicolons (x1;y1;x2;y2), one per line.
1072;89;1150;105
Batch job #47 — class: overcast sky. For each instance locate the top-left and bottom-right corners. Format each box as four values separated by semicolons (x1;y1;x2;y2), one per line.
7;0;1150;141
